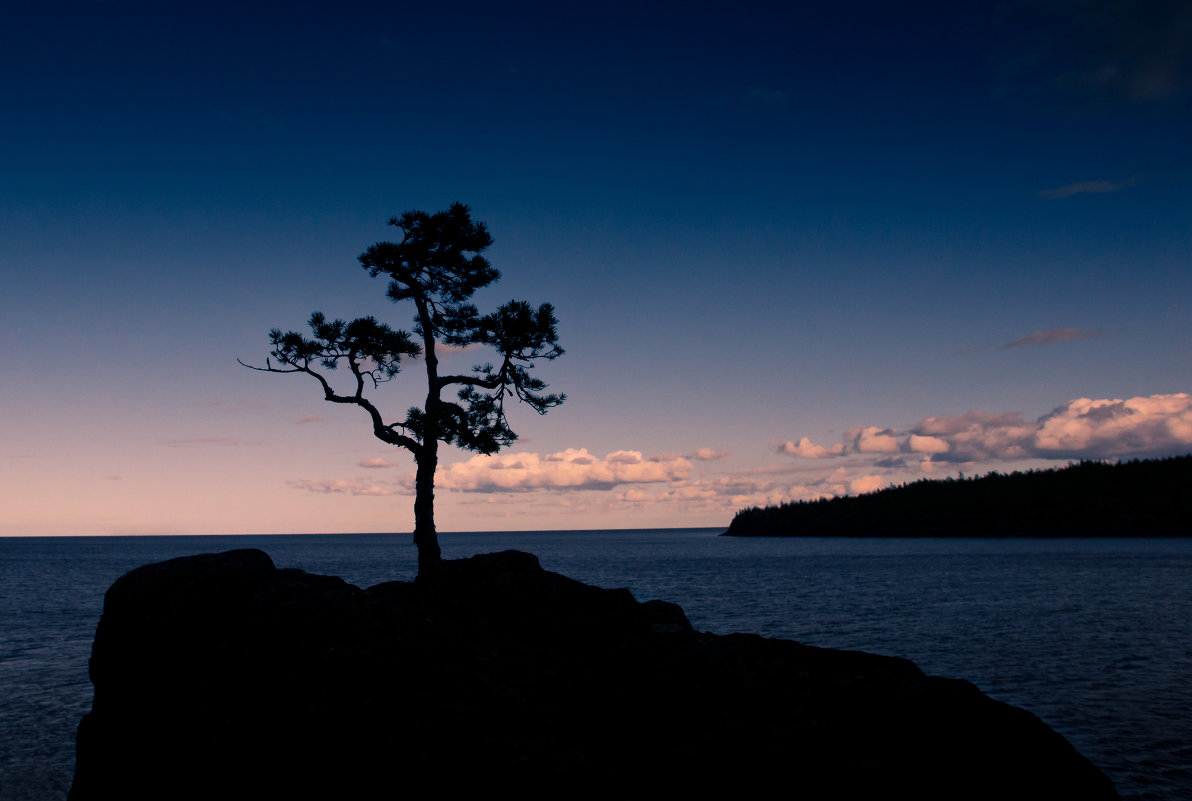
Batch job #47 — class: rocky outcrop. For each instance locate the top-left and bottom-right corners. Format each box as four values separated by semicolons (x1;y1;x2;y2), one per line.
71;549;1119;799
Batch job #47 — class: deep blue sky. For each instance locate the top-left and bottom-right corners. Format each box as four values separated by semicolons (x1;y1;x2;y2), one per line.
3;2;1190;534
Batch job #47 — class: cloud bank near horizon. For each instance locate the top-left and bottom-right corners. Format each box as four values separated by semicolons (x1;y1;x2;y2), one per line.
295;448;700;499
286;393;1192;517
290;446;888;518
778;393;1192;466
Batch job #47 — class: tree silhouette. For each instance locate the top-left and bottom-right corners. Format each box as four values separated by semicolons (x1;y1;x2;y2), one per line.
241;204;564;578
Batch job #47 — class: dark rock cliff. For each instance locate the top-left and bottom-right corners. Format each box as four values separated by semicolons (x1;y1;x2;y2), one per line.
70;549;1119;799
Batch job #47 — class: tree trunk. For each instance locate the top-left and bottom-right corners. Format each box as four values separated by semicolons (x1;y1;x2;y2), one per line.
412;449;441;580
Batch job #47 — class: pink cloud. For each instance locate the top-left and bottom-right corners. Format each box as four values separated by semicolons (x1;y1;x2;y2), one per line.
907;434;949;454
607;450;644;465
437;448;694;492
691;448;729;461
289;479;393;496
1032;394;1192;458
849;474;884;495
780;393;1192;466
777;437;845;458
358;457;402;468
913;410;1037;461
848;426;901;454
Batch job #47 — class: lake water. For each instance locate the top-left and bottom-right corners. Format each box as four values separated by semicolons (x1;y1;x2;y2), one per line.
1;530;1190;800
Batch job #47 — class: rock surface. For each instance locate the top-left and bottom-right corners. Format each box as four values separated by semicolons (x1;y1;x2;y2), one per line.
71;549;1119;799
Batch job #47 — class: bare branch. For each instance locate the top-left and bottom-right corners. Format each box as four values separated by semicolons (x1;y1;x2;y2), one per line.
236;358;303;374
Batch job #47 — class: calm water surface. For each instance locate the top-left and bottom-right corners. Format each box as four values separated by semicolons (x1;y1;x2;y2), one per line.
1;531;1189;800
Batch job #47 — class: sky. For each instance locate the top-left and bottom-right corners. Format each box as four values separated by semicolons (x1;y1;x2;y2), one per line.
2;1;1190;536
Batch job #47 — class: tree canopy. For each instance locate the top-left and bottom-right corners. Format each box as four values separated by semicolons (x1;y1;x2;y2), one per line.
242;204;564;577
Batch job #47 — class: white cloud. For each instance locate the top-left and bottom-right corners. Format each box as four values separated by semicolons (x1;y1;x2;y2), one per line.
691;448;729;461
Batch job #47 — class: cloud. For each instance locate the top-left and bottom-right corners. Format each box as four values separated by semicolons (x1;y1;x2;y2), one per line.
165;438;263;447
603;462;890;513
436;448;694;492
777;437;845;459
849;475;884;495
432;454;902;517
297;414;326;424
359;457;404;468
289;479;394;496
1032;394;1192;459
1038;177;1140;199
996;328;1102;348
913;410;1038;462
907;434;949;454
964;327;1103;353
691;448;729;461
848;426;900;454
780;393;1192;466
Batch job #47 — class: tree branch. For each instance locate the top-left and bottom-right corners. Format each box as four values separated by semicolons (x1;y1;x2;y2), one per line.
436;372;504;390
236;358;303;374
237;358;422;456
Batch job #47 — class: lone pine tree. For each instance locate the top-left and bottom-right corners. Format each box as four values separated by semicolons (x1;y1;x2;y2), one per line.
241;204;564;578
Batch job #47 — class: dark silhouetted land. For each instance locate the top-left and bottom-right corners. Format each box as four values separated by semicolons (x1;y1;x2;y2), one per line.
71;549;1118;799
725;455;1192;538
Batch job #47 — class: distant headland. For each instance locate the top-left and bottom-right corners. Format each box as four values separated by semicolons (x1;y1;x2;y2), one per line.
725;455;1192;538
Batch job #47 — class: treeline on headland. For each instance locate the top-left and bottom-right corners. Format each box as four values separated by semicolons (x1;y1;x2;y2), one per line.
724;454;1192;537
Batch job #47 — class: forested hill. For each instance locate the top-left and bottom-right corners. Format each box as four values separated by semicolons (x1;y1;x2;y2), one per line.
724;455;1192;538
